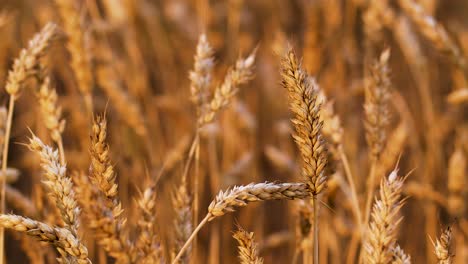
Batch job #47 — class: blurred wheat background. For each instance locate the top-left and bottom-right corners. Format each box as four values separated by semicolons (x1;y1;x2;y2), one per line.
0;0;466;263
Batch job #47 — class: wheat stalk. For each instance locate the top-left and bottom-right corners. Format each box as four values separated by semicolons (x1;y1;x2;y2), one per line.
172;182;309;264
376;123;408;178
0;107;6;165
185;42;255;258
447;147;466;217
293;200;312;264
88;114;132;262
5;185;37;218
317;89;362;229
185;34;215;254
281;47;329;264
0;23;58;262
233;226;264;264
363;49;393;233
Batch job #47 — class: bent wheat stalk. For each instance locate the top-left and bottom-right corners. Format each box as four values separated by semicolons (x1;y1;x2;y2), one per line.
171;182;310;264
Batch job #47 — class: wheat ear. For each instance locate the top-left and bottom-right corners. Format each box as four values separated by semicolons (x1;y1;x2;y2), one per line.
364;49;392;161
190;34;214;116
363;49;392;229
172;182;309;264
0;214;89;263
233;226;264;264
432;227;453;264
28;134;79;235
88;114;132;262
37;76;66;164
281;48;329;264
362;168;406;264
281;49;328;196
134;185;163;263
172;177;192;264
198;49;256;126
391;244;411;264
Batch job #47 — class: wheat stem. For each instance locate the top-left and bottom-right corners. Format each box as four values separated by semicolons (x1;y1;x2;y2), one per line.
57;133;66;166
182;132;200;184
338;145;362;228
172;214;210;264
0;95;15;263
359;161;378;264
363;161;377;229
313;196;319;264
346;231;360;264
193;131;201;261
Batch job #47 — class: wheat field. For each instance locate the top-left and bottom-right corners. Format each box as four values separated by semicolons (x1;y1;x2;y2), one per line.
0;0;466;263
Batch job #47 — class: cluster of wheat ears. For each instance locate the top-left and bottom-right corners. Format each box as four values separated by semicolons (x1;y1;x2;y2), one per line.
0;0;466;263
